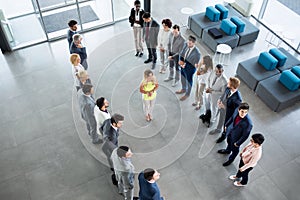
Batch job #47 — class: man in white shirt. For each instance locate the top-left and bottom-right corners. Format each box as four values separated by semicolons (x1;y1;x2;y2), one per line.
94;97;111;135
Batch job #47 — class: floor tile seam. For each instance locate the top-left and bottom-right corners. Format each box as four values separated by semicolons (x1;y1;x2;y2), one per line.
272;134;298;161
264;173;290;200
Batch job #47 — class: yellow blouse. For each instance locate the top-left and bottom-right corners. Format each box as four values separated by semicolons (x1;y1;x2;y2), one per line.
142;81;157;100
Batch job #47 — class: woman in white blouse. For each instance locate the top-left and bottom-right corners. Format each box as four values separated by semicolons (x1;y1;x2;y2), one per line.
70;53;85;90
157;19;172;74
94;97;111;135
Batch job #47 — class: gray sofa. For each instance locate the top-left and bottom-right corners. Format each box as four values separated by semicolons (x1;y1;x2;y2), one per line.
276;48;300;72
237;18;260;46
202;27;239;51
236;56;280;90
188;13;220;38
188;5;243;38
255;74;300;112
236;48;300;91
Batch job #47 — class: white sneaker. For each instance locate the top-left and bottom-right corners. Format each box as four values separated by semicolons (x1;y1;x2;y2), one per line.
234;181;245;187
229;175;237;180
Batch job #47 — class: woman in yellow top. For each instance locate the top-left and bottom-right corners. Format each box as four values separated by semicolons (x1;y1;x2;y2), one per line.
139;69;159;122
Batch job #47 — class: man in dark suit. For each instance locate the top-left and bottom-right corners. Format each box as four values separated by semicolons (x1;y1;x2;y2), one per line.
70;34;88;70
218;102;253;166
101;113;124;170
67;19;78;51
129;0;145;57
142;12;160;69
78;84;102;144
176;35;201;101
212;77;242;143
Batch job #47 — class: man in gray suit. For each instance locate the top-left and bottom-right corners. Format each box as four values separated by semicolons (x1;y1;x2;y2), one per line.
111;146;136;200
142;12;160;69
102;113;124;170
164;24;185;87
78;84;102;144
204;64;227;122
176;35;201;101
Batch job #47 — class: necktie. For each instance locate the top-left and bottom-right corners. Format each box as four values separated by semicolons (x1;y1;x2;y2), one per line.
212;76;218;86
145;23;150;40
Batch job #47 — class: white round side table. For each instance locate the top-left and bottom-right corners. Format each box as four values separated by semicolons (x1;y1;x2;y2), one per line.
214;44;232;65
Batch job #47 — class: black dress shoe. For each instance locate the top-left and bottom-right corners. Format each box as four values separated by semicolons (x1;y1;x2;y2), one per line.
217;149;230;154
144;59;153;64
133;197;139;200
92;139;103;144
223;160;233;166
216;134;226;143
139;52;143;57
135;52;139;56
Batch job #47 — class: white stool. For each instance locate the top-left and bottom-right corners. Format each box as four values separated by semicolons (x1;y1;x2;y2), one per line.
265;25;283;47
282;31;296;51
214;44;232;65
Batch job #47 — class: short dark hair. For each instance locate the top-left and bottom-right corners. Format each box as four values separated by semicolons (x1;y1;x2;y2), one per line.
172;24;180;31
162;19;172;28
143;168;155;181
117;146;129;158
82;84;93;94
239;102;250;110
134;0;141;5
216;64;223;70
111;113;124;124
252;133;265;145
188;35;196;43
68;20;77;27
96;97;105;109
142;12;151;19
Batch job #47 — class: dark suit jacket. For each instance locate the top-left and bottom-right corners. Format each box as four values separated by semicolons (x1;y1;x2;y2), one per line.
67;30;76;50
70;42;87;64
220;87;242;123
102;119;119;146
179;43;201;67
129;8;145;27
225;108;253;146
143;18;160;48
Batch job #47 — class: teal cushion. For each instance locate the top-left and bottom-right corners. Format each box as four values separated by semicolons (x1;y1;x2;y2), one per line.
291;66;300;78
220;19;237;36
269;48;287;67
215;4;228;20
258;52;278;71
279;70;300;91
230;16;245;33
205;6;220;22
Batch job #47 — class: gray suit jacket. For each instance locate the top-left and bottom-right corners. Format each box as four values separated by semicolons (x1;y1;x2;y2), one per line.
179;43;201;67
168;32;185;58
143;18;160;48
111;149;135;190
78;90;97;136
207;72;227;101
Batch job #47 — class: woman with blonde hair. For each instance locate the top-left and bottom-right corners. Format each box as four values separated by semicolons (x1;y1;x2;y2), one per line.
70;53;85;90
193;55;213;110
140;69;159;121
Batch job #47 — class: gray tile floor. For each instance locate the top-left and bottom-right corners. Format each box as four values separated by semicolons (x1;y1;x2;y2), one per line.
1;1;300;200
